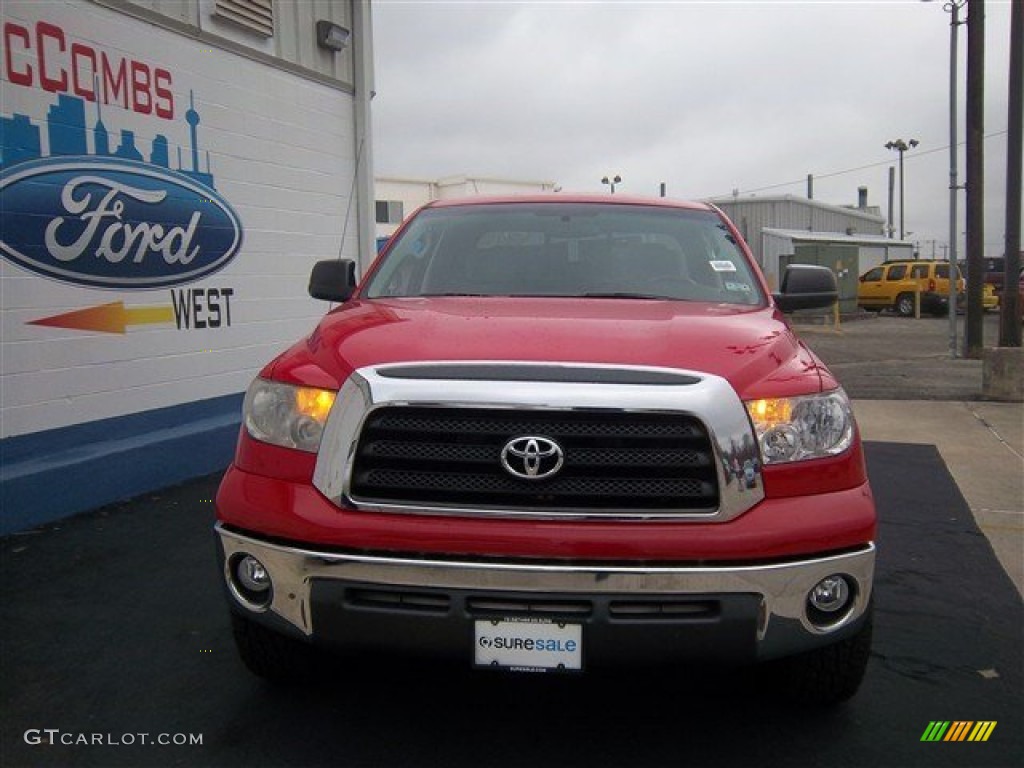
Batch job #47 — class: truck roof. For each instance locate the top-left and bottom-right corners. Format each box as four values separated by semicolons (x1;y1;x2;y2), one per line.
423;194;715;212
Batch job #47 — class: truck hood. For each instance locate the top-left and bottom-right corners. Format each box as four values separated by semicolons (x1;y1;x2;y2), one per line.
275;297;833;399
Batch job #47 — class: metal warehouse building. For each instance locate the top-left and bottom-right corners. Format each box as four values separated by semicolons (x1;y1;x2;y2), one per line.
708;194;914;306
709;193;887;260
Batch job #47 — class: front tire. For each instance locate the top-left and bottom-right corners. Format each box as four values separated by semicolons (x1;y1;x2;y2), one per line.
762;607;873;706
230;613;320;683
895;293;915;317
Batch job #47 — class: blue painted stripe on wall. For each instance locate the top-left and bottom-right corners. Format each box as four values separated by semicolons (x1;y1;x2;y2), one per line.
1;393;244;535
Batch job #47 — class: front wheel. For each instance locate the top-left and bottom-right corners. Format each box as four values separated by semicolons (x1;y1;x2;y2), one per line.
895;293;915;317
761;607;873;706
230;613;321;683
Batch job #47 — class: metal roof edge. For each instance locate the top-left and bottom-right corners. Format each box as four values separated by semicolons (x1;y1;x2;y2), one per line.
762;228;915;246
707;194;885;223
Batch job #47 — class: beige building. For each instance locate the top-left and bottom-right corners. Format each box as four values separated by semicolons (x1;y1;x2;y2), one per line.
375;175;558;241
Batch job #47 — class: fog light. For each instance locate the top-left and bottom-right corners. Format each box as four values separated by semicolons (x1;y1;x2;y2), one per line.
237;555;270;593
809;575;851;613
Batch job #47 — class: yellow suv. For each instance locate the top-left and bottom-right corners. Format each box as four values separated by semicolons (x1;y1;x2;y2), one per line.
858;260;967;316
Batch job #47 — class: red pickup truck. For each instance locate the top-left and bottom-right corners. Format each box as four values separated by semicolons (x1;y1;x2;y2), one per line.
215;196;876;703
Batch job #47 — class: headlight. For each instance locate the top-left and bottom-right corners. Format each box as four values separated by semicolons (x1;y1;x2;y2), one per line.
745;390;854;465
243;378;337;452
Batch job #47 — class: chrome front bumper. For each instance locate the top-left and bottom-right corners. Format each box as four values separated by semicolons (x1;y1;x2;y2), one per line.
217;524;875;662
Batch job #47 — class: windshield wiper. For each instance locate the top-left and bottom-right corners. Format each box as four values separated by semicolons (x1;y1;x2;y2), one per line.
416;291;678;300
418;292;495;297
580;292;673;300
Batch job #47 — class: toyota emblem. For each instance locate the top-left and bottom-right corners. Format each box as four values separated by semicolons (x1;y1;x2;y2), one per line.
500;436;564;480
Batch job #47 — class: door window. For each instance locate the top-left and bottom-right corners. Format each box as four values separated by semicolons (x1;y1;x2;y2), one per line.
862;267;883;281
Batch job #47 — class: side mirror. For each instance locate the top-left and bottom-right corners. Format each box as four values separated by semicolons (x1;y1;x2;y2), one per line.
309;259;357;302
773;264;838;312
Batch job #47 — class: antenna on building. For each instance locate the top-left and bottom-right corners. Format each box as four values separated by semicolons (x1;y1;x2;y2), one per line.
185;90;201;173
92;74;110;156
93;75;102;122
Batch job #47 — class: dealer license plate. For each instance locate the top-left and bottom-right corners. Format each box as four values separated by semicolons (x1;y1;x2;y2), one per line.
473;618;583;672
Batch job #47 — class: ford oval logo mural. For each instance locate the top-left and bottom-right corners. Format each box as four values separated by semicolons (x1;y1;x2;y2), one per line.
0;156;243;290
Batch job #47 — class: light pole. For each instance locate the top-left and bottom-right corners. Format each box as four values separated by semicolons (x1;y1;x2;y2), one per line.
601;175;621;194
884;138;919;240
924;0;966;357
940;1;966;358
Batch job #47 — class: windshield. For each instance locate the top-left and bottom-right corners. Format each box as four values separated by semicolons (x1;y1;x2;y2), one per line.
364;203;764;306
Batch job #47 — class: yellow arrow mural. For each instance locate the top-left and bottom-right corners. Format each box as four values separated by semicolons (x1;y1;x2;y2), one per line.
28;302;175;334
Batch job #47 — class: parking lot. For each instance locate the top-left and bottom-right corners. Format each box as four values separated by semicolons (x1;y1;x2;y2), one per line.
795;311;1006;401
1;312;1022;768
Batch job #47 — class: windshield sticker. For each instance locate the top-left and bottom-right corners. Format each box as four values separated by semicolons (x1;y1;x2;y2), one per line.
709;260;737;272
725;281;751;292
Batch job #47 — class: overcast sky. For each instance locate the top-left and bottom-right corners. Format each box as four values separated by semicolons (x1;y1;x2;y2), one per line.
370;1;1017;259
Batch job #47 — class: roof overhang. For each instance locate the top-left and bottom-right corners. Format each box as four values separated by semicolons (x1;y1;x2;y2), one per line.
707;194;886;224
762;228;914;247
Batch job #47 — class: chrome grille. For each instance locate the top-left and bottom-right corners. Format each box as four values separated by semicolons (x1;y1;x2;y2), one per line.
349;407;719;513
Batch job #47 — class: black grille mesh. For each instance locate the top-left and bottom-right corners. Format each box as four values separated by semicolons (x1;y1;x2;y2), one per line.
349;407;719;513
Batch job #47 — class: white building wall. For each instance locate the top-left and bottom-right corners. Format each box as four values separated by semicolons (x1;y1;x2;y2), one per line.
374;175;557;240
374;177;436;239
109;0;356;84
0;0;362;438
436;176;557;199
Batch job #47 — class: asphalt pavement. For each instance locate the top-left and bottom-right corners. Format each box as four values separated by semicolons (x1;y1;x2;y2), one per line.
794;311;1004;401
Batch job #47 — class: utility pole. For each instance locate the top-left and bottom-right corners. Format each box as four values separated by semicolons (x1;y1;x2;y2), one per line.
964;0;985;357
999;0;1022;348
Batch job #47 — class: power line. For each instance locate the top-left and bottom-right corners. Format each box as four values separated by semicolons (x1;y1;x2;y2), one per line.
711;129;1009;198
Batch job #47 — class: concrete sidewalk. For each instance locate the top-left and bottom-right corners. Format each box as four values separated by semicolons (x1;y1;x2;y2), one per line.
854;400;1024;596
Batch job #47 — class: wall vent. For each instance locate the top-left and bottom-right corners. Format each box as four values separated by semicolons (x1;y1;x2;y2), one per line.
214;0;274;37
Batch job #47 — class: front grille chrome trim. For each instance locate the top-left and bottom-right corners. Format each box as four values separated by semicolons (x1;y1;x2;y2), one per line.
312;361;764;522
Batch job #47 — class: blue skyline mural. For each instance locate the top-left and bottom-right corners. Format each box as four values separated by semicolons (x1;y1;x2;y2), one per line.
1;91;215;189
